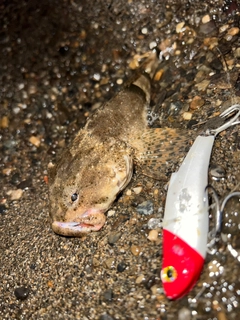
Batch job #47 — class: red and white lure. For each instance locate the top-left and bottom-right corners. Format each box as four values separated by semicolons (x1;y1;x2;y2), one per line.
161;104;240;300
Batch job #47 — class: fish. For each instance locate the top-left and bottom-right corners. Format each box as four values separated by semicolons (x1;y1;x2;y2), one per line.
48;51;191;237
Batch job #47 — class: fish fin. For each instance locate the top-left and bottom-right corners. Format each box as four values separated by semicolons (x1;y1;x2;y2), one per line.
135;128;193;180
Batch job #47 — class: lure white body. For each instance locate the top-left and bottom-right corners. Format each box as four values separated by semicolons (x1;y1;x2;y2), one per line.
165;135;214;256
161;135;214;299
161;104;240;300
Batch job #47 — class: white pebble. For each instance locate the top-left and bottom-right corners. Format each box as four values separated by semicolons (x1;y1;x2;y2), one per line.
149;41;157;49
10;189;23;200
141;27;148;35
126;189;131;196
107;210;116;217
176;22;185;33
93;73;101;81
133;187;142;194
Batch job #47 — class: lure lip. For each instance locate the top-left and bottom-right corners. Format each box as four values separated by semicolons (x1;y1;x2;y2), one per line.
51;209;106;236
161;229;205;300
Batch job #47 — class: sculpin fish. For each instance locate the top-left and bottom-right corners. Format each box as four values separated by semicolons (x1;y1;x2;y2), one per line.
48;52;190;236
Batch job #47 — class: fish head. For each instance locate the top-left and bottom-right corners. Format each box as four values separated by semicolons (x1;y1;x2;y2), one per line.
48;141;133;236
161;229;204;300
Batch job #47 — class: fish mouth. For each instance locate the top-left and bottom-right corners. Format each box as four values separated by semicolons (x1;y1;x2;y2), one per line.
51;209;106;237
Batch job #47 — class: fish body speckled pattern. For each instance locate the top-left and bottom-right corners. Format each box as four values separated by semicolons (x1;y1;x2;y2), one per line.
48;52;191;237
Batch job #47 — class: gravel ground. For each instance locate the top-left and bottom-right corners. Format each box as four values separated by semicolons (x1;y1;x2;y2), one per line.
0;1;240;319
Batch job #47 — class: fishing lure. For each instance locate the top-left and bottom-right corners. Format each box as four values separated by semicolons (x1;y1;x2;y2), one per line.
161;104;240;300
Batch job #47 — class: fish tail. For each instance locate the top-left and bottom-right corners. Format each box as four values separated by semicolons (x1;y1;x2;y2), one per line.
131;50;160;104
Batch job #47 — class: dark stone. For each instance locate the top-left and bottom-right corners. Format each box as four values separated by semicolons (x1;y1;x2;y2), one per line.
59;46;69;55
14;287;30;300
0;204;7;214
103;289;114;302
10;172;21;185
210;57;222;71
199;20;217;36
144;275;157;290
17;179;32;190
117;261;127;272
99;314;114;320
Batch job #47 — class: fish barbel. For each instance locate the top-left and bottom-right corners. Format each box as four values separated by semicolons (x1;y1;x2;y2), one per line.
48;52;191;236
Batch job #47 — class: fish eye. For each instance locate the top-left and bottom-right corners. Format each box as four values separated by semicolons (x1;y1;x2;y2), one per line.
161;266;177;283
71;193;78;202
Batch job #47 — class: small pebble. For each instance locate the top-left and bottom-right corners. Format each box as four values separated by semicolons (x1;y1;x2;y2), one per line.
3;139;17;149
176;22;185;33
116;78;123;85
2;168;13;176
133;187;142;194
227;27;239;36
107;210;115;217
108;232;122;245
141;27;148;35
10;189;23;200
103;258;115;269
17;179;32;190
182;112;192;120
190;96;205;110
195;79;210;91
219;24;229;33
199;20;216;35
202;14;211;24
148;229;159;242
28;84;37;95
126;189;131;196
103;289;114;302
136;200;154;215
0;204;7;214
149;41;157;49
234;47;240;58
0;116;9;128
178;307;191;320
29;136;41;147
14;287;30;300
135;274;145;284
99;313;114;320
93;73;101;81
11;172;21;185
117;261;127;272
148;218;162;229
92;257;100;267
47;280;54;288
144;275;157;289
154;69;164;81
130;244;142;256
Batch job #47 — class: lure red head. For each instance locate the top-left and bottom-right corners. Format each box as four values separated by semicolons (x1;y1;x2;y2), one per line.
161;229;205;300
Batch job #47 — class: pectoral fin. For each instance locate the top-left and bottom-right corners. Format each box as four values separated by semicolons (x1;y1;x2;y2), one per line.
135;128;193;180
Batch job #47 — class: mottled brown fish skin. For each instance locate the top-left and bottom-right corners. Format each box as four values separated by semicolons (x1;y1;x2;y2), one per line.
48;52;192;237
48;69;152;236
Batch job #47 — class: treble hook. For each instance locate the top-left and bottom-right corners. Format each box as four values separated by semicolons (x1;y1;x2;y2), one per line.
207;188;240;254
207;104;240;136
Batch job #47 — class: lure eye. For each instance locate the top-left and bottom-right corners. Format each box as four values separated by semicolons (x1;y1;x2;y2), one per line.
71;193;78;202
161;266;178;283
